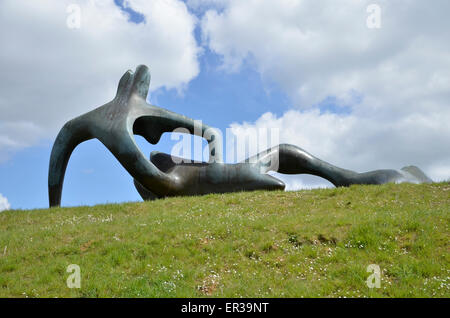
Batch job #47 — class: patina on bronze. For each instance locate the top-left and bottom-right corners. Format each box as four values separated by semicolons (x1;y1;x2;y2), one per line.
48;65;432;207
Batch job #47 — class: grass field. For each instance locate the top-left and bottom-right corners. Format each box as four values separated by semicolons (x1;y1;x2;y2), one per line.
0;182;448;298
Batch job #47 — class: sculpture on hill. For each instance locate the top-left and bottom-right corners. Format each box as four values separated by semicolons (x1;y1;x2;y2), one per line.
48;65;432;207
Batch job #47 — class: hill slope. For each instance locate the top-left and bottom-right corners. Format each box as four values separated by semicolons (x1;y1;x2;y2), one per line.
0;183;449;298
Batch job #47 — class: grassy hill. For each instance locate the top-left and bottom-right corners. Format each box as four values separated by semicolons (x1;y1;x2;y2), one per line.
0;182;448;298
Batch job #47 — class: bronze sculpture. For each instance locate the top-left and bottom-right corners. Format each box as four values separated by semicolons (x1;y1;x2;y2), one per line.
48;65;432;207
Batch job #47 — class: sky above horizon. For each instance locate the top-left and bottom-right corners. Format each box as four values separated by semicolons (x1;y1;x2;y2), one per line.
0;0;449;211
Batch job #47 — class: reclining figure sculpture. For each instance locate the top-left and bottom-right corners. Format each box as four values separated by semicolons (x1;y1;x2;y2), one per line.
48;65;432;207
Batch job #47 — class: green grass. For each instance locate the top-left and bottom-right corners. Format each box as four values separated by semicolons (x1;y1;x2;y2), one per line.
0;182;449;298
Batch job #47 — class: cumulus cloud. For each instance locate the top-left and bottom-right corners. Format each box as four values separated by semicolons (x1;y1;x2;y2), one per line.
202;0;450;188
0;194;11;212
0;0;200;161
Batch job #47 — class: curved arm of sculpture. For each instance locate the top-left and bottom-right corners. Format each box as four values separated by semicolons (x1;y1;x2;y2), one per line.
162;111;223;163
48;119;92;207
133;111;223;163
48;118;175;207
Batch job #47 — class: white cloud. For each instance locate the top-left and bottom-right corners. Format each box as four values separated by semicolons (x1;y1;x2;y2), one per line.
0;194;11;212
0;0;200;161
202;0;450;188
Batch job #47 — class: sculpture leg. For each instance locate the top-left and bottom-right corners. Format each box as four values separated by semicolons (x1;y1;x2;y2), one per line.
247;144;415;186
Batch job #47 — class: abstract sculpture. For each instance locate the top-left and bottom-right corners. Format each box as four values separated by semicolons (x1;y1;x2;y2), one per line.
48;65;432;207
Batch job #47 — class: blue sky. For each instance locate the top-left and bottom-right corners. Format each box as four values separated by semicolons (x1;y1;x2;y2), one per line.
1;0;449;211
